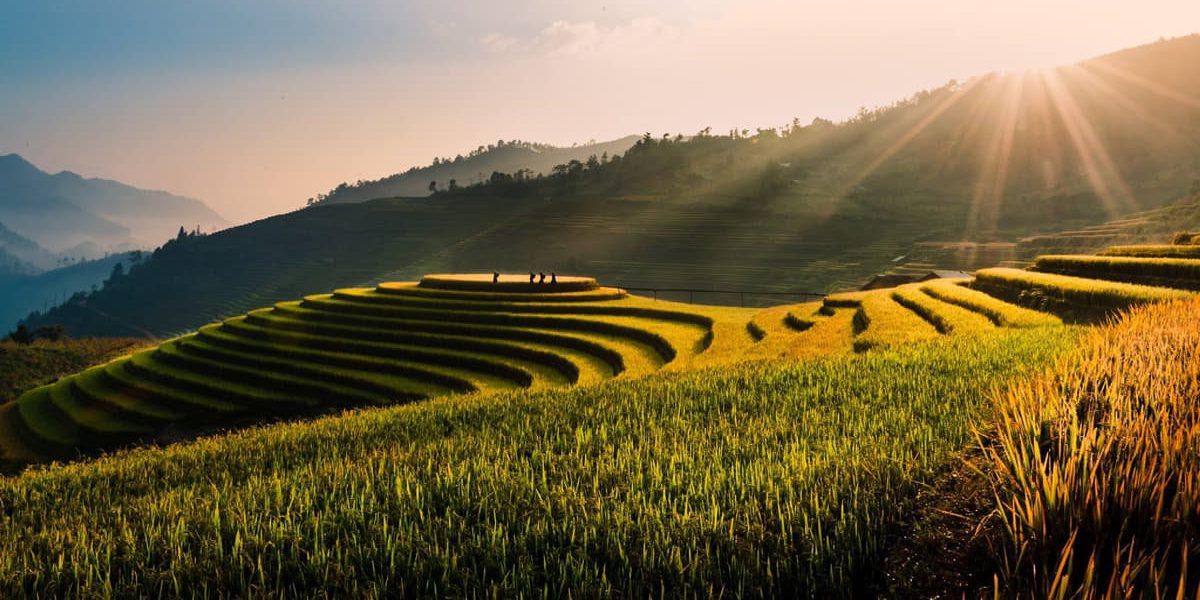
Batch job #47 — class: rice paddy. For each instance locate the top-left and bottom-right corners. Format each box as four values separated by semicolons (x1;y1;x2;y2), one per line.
1033;254;1200;290
981;297;1200;597
0;327;1079;597
1;246;1198;596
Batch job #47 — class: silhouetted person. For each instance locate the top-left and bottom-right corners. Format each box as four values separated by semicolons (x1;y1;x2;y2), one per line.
538;272;546;284
493;271;499;283
529;272;535;284
551;272;557;284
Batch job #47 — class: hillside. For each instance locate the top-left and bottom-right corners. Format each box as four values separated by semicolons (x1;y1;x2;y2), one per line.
0;154;228;254
312;136;640;205
4;242;1200;595
22;35;1200;338
0;252;136;333
0;222;57;273
12;233;1200;463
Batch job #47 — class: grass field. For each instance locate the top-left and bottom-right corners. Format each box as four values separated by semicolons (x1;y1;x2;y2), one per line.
0;338;149;404
0;328;1078;597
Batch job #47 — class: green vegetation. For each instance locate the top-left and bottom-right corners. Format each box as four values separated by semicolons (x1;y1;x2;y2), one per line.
8;235;1200;594
971;267;1193;321
981;298;1200;597
0;338;148;404
0;328;1077;597
1;278;764;462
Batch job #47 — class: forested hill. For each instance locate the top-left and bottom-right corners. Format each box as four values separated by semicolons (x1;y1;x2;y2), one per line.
312;136;639;205
22;35;1200;338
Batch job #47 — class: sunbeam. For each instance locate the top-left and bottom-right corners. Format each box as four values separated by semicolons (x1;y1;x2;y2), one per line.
963;72;1025;242
1086;60;1200;111
832;77;982;202
1041;67;1139;218
1067;64;1180;142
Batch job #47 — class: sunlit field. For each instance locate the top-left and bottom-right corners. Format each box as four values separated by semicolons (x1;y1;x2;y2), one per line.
5;14;1200;596
2;236;1200;595
0;328;1077;597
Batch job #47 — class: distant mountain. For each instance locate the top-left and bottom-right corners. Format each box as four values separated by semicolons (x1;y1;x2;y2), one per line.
0;222;56;273
0;252;135;333
313;136;640;205
23;35;1200;337
0;154;228;254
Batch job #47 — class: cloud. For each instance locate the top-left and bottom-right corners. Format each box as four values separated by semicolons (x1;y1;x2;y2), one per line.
479;32;518;53
480;17;682;58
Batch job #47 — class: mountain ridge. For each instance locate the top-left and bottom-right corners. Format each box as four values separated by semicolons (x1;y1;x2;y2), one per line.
0;154;228;254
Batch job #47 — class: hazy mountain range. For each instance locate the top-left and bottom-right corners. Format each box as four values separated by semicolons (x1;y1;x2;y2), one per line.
20;35;1200;337
0;153;228;255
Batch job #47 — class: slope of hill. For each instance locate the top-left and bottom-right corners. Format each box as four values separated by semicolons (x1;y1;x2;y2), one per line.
22;35;1200;338
0;154;228;254
0;221;57;273
313;136;640;205
4;238;1200;595
0;252;135;333
14;230;1194;464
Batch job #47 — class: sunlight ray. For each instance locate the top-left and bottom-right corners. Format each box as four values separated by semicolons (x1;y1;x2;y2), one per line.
1086;60;1200;110
832;77;982;201
1066;64;1180;141
1041;68;1139;218
963;73;1025;242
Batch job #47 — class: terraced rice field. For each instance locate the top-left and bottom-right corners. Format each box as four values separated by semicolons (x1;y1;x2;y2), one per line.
7;244;1200;465
1100;244;1200;258
972;267;1193;321
1033;254;1200;290
819;282;1057;352
0;275;767;461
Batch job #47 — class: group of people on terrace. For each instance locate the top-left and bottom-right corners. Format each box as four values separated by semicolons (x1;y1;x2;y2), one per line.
491;271;557;284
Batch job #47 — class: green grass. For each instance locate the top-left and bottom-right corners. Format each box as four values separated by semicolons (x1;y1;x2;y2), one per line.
1099;244;1200;258
919;279;1061;328
0;327;1078;597
220;316;552;387
1032;254;1200;290
0;338;148;404
194;325;484;393
971;267;1193;321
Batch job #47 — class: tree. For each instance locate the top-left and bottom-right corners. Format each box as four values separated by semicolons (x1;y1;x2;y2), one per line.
7;325;33;344
106;262;125;285
177;226;188;240
34;325;65;342
428;180;438;194
448;179;459;191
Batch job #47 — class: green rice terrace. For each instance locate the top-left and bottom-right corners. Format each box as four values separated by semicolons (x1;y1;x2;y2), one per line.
1;244;1199;596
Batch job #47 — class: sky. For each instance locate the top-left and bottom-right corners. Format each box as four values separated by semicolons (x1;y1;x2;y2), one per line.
2;0;1198;223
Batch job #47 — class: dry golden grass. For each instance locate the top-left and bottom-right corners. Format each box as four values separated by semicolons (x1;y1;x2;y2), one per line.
981;297;1200;598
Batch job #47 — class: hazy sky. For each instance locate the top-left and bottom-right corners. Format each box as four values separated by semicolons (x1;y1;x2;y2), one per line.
2;1;1198;223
